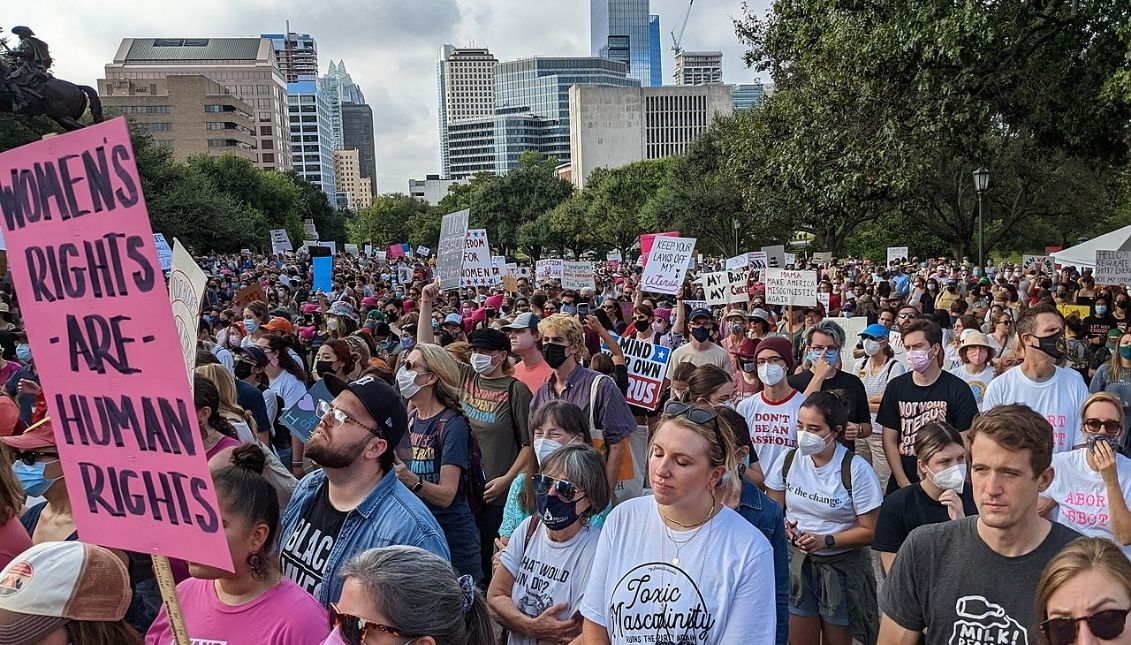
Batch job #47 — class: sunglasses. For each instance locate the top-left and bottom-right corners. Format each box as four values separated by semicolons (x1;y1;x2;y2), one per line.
330;604;416;645
663;400;724;448
401;359;430;373
16;450;59;466
897;312;918;319
532;473;585;502
1084;418;1122;434
1041;608;1130;645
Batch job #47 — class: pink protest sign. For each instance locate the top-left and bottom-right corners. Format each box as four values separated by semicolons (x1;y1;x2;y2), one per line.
0;118;232;571
639;231;679;267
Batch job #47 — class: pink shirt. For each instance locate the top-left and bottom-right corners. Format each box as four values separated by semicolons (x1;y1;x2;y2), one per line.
146;576;328;645
0;517;32;570
514;359;554;394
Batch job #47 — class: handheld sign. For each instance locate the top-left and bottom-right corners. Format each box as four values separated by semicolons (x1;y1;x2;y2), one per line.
536;259;564;283
601;332;672;410
270;228;292;253
153;233;173;272
1095;250;1131;286
168;240;207;380
812;252;833;264
437;209;469;290
562;261;595;291
765;269;819;307
725;254;749;271
761;245;786;269
640;236;696;295
887;246;908;266
280;380;334;443
233;283;267;309
639;231;679;267
1022;254;1054;276
312;256;333;293
461;229;493;287
0;118;232;571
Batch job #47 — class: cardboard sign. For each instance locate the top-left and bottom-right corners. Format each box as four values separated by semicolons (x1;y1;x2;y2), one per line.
703;271;748;306
417;245;431;257
503;275;519;294
280;379;334;443
562;261;595;291
812;252;833;264
761;245;786;269
169;240;207;380
270;228;292;253
1022;254;1054;275
437;209;469;290
234;283;267;309
461;229;493;287
154;233;173;272
725;254;749;271
887;246;909;266
0;118;231;570
1057;303;1091;320
765;269;818;307
601;332;672;410
639;231;679;267
1095;250;1131;286
313;256;333;293
640;236;696;295
536;259;564;282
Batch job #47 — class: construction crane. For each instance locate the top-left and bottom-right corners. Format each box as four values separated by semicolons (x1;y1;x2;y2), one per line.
670;0;695;54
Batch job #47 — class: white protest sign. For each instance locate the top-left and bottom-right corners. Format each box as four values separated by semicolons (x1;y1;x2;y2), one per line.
437;209;470;290
813;252;833;264
762;245;786;269
823;317;868;343
364;244;373;257
887;246;908;266
748;251;768;272
344;243;359;256
1095;250;1131;285
765;269;818;307
562;261;595;291
536;259;564;282
727;271;750;304
153;233;173;272
490;255;506;286
640;236;696;295
726;254;749;271
317;240;337;256
703;271;731;306
375;250;388;262
817;292;831;312
169;240;207;381
505;263;518;277
784;252;797;267
461;229;493;287
269;228;292;253
1022;254;1055;275
607;250;623;262
418;246;431;257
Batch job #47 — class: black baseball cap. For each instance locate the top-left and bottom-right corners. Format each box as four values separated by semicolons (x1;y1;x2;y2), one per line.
232;345;269;367
322;374;408;447
468;328;510;352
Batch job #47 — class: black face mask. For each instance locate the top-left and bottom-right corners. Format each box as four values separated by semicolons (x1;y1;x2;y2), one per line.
315;360;336;377
234;362;254;380
1030;332;1066;361
691;327;710;343
633;319;650;333
542;343;569;368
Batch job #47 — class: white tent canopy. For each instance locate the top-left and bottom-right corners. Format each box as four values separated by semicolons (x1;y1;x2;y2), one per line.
1051;224;1131;269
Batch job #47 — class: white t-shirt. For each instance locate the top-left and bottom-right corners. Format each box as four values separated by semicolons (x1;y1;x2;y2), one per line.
852;356;907;427
502;519;601;645
736;389;806;470
1043;448;1131;558
268;370;308;409
982;365;1087;452
764;443;883;556
581;496;776;645
947;364;996;411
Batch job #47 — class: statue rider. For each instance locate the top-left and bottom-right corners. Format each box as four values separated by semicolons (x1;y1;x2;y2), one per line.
4;26;53;112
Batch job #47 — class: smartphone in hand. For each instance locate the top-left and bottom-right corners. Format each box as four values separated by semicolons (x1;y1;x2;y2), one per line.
577;303;589;318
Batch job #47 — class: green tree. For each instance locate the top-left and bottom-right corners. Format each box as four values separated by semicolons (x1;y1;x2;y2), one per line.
470;152;573;254
584;159;673;260
349;194;430;248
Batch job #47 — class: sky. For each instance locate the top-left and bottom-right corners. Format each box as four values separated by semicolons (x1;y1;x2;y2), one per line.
11;0;773;195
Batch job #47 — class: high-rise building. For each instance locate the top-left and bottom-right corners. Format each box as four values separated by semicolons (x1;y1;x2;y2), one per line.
409;175;467;205
333;149;372;210
674;51;723;85
568;84;733;188
102;38;290;171
649;15;663;87
261;31;318;83
100;74;256;162
437;45;498;178
323;60;365;104
731;83;766;110
287;77;337;201
591;0;657;87
342;103;377;194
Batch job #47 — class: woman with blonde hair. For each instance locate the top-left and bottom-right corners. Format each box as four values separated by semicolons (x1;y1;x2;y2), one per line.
1040;391;1131;557
1090;330;1131;418
394;342;483;582
581;401;777;644
1035;536;1131;645
195;364;258;444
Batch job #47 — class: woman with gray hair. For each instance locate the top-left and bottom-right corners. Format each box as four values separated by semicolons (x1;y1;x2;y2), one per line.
789;319;873;450
488;443;611;645
325;545;494;645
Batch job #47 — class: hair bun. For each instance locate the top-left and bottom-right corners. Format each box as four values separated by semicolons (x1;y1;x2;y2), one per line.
229;443;266;475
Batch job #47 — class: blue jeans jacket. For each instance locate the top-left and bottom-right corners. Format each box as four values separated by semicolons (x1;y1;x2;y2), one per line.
737;479;789;645
280;468;451;606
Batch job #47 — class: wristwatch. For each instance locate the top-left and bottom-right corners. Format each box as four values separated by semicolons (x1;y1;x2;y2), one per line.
411;476;424;494
824;534;836;548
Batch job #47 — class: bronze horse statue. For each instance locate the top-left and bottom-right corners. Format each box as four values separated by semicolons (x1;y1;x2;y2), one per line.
0;59;102;131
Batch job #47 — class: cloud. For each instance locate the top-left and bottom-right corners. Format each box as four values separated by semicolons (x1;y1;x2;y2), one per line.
12;0;769;195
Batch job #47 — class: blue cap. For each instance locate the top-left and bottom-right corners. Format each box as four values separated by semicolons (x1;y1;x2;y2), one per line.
690;308;713;322
443;313;463;327
860;323;890;339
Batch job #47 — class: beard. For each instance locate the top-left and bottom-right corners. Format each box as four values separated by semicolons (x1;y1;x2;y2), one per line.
305;432;370;469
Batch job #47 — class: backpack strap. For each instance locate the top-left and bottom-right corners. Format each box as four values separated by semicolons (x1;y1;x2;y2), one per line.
524;513;541;544
588;374;611;436
506;378;523;448
782;448;797;484
840;448;854;497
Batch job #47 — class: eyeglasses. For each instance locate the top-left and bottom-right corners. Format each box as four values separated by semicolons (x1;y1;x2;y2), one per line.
1040;608;1130;645
898;312;918;319
16;450;58;466
330;604;417;645
317;400;381;436
532;473;586;502
602;305;617;311
1084;418;1122;434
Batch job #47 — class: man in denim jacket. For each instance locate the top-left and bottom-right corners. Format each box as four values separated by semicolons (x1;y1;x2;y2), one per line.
280;374;450;606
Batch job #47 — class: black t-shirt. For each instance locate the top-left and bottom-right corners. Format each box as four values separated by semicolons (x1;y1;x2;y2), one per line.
1083;314;1116;341
876;371;979;493
787;368;871;449
873;484;977;554
280;481;348;597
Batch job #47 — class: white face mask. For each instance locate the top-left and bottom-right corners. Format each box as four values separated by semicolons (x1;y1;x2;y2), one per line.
926;463;967;493
863;339;882;357
797;430;831;456
470;353;496;375
757;362;785;387
533;436;576;465
396;367;422;399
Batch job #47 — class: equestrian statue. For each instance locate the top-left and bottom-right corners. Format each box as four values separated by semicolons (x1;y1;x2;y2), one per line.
1;26;102;131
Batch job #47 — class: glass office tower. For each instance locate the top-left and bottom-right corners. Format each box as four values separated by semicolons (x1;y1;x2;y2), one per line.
591;0;657;87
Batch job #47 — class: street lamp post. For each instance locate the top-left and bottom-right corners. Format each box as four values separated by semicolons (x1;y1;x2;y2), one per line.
973;167;990;269
733;218;740;256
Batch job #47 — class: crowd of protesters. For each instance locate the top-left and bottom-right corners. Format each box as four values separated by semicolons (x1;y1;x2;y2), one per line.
1;248;1130;645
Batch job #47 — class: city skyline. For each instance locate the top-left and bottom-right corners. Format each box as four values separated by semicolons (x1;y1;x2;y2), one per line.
8;0;771;196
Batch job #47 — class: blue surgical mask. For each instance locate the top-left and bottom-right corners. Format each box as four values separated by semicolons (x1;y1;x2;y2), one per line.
14;460;61;497
400;336;414;349
243;319;259;333
561;305;577;316
1097;306;1108;315
15;344;31;363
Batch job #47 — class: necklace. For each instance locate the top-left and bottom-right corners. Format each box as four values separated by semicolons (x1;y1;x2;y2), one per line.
659;500;718;530
662;506;716;567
